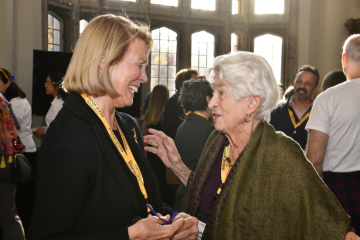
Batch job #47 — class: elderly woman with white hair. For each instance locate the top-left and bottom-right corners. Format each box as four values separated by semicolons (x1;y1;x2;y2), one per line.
144;51;356;239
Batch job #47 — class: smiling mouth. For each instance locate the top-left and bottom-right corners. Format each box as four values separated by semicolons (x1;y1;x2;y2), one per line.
129;86;138;94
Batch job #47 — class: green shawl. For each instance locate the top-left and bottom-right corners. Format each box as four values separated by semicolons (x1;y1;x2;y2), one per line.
180;121;350;239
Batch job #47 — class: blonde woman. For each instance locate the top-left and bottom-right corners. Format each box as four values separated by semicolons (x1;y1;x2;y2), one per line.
27;15;197;240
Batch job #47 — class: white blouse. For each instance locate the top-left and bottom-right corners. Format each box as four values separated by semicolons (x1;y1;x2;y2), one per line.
45;97;64;127
10;97;36;152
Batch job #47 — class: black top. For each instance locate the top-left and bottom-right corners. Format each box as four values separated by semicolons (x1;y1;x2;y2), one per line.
174;113;215;210
162;91;185;140
28;93;173;240
269;98;312;150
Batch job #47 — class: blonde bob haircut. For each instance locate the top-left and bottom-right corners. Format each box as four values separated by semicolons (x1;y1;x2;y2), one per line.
206;51;281;122
64;14;152;97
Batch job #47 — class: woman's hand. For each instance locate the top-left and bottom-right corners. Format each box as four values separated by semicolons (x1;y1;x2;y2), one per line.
170;212;198;240
128;215;185;240
144;129;191;186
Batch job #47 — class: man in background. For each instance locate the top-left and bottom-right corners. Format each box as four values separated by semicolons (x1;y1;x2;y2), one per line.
270;65;319;150
306;34;360;233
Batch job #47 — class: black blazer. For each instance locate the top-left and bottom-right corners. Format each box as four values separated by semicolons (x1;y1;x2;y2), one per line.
161;91;185;140
28;94;173;240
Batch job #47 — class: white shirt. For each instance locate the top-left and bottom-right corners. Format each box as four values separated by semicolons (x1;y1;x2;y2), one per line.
46;97;64;127
305;78;360;172
10;97;36;152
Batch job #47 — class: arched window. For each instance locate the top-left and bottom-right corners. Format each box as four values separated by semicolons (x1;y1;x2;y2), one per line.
48;14;61;51
150;27;177;96
232;0;239;14
191;31;215;76
255;0;284;14
151;0;178;7
191;0;216;11
254;34;282;84
231;33;238;53
79;19;88;35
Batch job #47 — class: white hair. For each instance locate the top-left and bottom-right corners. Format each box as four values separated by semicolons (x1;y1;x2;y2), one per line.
343;34;360;62
206;51;281;122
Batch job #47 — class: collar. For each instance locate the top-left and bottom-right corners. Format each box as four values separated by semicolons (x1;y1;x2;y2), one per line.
288;95;314;110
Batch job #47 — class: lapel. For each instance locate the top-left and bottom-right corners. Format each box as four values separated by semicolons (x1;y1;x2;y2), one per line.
63;94;142;215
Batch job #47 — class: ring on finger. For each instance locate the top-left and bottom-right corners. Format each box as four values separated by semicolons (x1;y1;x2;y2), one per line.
153;142;160;149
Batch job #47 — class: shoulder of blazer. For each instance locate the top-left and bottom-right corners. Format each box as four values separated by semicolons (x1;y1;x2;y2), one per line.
116;112;145;152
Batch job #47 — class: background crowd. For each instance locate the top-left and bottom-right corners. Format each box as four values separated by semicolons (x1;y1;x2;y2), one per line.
0;14;359;240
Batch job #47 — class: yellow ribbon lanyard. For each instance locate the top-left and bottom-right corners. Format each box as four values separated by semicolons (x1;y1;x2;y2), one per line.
185;111;207;120
288;108;311;134
81;94;151;212
217;145;231;195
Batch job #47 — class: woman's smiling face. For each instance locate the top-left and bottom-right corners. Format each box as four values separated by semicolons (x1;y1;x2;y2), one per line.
108;38;148;108
208;74;249;135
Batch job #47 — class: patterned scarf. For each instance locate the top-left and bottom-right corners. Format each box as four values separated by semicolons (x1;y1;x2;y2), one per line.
0;96;19;168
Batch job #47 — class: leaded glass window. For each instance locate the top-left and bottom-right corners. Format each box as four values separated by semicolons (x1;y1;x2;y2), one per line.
191;31;215;76
150;27;177;96
48;14;61;51
254;34;283;83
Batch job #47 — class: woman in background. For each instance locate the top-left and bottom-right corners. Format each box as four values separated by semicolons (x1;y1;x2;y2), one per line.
145;85;170;205
174;79;214;210
0;92;25;240
34;72;69;137
322;70;346;91
0;69;37;234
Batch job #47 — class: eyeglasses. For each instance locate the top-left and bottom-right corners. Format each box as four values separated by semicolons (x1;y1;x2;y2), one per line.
44;82;51;86
0;69;10;82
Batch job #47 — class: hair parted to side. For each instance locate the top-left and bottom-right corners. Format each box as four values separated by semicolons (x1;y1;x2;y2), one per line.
297;65;320;86
144;85;169;126
175;69;199;91
343;34;360;62
205;51;281;122
63;14;152;97
180;79;213;112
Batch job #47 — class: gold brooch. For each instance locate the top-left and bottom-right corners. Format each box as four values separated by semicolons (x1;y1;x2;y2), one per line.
132;128;139;145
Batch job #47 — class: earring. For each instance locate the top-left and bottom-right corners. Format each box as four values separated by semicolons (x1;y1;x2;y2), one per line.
244;114;252;122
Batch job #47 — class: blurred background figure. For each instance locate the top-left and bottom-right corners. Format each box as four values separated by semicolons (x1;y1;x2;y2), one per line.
161;69;198;141
281;85;294;101
34;72;69;137
144;85;170;205
174;79;214;210
0;68;37;235
139;92;151;140
322;70;346;91
0;92;25;240
161;69;198;207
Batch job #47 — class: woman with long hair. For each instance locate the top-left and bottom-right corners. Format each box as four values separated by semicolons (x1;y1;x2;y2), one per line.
144;85;170;205
33;72;69;137
0;68;37;234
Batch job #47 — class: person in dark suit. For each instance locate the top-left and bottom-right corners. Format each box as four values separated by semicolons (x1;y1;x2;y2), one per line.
161;69;198;141
174;79;214;210
27;14;198;240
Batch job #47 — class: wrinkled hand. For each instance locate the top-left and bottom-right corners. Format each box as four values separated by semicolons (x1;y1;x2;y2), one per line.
144;129;191;185
33;127;45;137
171;212;198;240
345;232;360;240
143;129;182;170
128;215;185;240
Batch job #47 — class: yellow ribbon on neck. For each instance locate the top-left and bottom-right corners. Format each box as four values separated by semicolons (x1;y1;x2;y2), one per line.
288;109;311;134
218;145;231;194
81;94;150;212
185;111;207;120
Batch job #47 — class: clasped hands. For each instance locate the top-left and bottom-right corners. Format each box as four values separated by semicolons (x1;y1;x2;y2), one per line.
128;212;198;240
